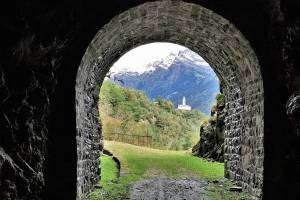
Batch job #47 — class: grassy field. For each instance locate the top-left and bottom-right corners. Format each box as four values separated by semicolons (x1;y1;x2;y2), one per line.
87;141;250;200
104;140;223;180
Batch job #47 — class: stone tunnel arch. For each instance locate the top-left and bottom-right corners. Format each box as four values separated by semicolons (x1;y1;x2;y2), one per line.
75;1;264;199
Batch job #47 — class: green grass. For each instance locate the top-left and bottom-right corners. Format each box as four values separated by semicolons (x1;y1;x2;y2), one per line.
206;180;251;200
86;141;250;200
87;155;130;200
100;155;118;186
105;140;224;180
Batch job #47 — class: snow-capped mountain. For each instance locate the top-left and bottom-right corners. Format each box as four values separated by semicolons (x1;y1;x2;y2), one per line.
108;49;220;115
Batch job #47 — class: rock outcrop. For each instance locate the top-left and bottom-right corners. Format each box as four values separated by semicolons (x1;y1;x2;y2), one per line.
193;94;225;162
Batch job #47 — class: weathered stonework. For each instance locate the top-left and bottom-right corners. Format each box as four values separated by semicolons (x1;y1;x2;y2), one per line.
1;0;299;199
76;1;264;199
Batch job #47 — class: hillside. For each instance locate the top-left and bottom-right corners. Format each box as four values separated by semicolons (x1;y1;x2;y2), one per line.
99;80;207;150
109;49;220;115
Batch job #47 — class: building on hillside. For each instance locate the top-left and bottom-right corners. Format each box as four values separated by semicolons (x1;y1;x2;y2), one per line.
177;96;191;110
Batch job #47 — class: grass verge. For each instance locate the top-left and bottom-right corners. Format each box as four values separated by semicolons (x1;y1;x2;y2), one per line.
86;141;250;200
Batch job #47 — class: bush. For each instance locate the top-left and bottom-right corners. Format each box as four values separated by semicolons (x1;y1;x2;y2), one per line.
99;80;206;150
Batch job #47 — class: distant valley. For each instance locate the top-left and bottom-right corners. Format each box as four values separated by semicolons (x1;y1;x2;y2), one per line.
108;49;220;115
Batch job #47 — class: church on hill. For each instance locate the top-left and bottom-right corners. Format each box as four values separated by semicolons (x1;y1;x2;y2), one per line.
177;96;191;110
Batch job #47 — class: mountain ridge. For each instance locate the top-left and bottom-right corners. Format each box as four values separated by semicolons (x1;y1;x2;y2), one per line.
109;49;220;115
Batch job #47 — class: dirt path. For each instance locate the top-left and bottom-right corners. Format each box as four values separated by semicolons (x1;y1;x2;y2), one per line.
129;178;209;200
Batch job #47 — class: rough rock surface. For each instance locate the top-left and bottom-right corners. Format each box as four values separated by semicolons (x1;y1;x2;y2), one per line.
129;178;208;200
0;0;300;200
192;94;225;162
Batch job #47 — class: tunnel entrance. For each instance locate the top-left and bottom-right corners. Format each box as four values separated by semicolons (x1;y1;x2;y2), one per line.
95;42;226;199
76;1;264;199
101;42;220;151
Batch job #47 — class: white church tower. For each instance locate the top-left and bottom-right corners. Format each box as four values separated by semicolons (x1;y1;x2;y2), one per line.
177;96;191;110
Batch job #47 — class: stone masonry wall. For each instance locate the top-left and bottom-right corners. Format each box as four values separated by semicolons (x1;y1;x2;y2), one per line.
77;1;264;199
0;0;299;200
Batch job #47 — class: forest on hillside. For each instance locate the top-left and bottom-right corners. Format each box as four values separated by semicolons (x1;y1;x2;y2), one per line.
99;80;207;150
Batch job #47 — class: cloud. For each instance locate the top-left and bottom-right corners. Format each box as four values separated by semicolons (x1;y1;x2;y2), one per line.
109;42;210;74
110;43;184;73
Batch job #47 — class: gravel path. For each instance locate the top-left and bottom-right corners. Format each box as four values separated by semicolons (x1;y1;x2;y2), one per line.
129;178;209;200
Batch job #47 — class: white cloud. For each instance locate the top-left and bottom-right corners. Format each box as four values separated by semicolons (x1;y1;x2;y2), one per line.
110;43;184;73
109;42;210;74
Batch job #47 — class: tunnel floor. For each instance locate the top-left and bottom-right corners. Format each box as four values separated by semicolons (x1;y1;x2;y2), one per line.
129;178;208;200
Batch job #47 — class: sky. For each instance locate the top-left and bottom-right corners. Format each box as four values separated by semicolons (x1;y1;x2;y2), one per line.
110;42;189;74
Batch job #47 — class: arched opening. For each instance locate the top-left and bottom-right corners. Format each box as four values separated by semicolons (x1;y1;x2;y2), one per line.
76;1;264;199
102;42;220;148
96;42;226;199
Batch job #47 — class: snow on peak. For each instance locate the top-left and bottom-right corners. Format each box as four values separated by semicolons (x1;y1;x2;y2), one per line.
176;49;210;67
109;45;210;77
